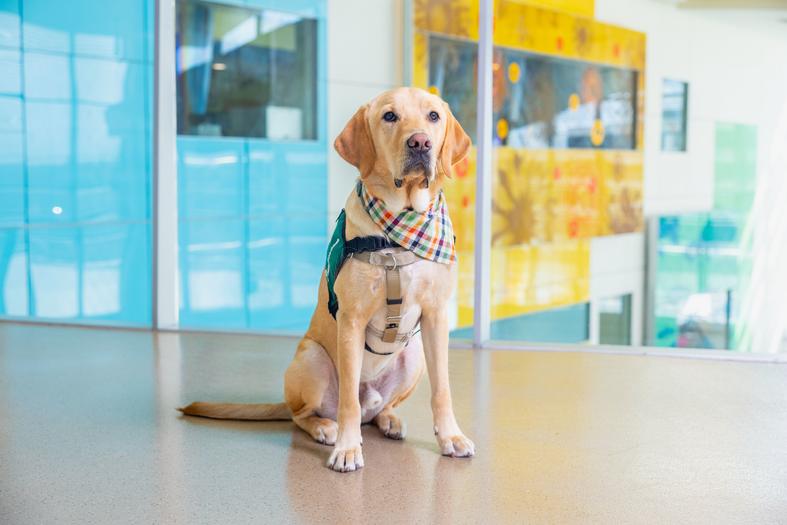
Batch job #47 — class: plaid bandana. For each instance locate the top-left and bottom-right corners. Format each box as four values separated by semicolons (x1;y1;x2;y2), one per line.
357;181;456;264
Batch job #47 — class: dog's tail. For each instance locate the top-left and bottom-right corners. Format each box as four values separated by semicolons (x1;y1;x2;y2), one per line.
177;401;291;421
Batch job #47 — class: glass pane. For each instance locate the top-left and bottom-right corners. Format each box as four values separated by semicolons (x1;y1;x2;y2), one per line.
599;294;631;345
414;0;645;345
649;123;757;351
0;0;154;327
176;0;318;140
175;0;327;332
430;36;638;150
661;79;688;152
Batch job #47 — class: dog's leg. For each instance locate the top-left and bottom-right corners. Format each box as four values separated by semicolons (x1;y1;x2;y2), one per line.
374;336;425;440
285;338;338;445
326;311;366;472
421;307;475;458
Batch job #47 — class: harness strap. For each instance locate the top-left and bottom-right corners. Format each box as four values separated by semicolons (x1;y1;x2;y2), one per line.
345;235;394;255
350;250;421;267
382;265;402;343
365;323;418;343
350;250;421;345
364;342;394;356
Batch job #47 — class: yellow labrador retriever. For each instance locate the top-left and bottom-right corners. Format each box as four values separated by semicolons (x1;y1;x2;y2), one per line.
180;87;474;472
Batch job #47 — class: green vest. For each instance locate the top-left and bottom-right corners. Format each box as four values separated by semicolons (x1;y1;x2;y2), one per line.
325;210;347;318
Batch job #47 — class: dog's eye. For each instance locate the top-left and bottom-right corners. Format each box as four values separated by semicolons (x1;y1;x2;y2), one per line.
428;111;440;122
383;111;398;123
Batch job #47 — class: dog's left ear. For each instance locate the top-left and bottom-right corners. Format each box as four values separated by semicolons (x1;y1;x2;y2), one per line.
334;104;377;178
439;105;472;178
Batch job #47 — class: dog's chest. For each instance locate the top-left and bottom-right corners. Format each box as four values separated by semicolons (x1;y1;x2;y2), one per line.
360;260;440;382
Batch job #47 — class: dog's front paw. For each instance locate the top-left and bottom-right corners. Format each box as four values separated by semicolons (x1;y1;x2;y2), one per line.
437;433;475;458
326;442;364;473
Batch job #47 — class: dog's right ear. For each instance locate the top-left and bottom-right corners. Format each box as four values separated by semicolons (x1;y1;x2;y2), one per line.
334;105;376;177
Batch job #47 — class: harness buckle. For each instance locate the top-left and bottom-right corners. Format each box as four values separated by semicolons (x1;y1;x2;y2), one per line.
385;315;402;329
383;253;398;270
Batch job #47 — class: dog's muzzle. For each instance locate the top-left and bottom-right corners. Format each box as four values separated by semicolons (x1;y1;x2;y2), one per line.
397;145;433;188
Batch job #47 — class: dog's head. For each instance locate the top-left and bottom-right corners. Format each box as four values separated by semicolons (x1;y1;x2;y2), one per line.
334;87;471;210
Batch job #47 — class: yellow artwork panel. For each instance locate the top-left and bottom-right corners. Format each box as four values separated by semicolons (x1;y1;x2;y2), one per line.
445;147;639;326
508;0;595;18
414;0;644;70
414;0;645;327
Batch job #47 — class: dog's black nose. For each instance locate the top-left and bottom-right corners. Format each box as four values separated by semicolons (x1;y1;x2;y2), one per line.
407;133;432;152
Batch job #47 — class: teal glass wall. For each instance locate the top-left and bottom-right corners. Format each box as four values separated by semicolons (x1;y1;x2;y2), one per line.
0;0;153;325
452;303;589;344
651;123;757;350
176;0;327;331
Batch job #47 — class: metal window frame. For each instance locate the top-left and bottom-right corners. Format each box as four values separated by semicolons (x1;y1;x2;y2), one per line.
473;0;494;348
153;0;179;330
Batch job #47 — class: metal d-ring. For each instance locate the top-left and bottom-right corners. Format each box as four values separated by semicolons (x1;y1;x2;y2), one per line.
383;253;398;270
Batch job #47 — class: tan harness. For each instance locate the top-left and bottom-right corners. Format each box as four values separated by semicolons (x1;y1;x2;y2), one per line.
350;250;421;348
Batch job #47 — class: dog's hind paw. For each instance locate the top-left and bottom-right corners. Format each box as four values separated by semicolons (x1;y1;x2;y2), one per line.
306;418;338;446
374;411;407;440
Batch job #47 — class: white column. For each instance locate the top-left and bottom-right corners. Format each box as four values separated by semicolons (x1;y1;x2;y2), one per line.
153;0;179;330
473;0;493;348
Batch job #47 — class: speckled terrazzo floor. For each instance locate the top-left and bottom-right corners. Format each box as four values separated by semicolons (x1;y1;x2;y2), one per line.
1;322;786;524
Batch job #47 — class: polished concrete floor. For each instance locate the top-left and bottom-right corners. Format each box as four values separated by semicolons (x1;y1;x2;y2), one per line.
1;323;786;524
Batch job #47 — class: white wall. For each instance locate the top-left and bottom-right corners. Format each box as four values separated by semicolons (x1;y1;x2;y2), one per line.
589;233;645;344
327;0;405;221
595;0;787;217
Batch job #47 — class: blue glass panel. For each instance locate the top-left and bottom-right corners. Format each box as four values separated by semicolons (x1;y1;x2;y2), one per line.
24;101;75;224
282;147;327;215
26;93;150;224
179;218;246;328
247;215;324;331
176;0;327;332
246;143;278;217
0;49;21;95
243;0;326;18
28;226;80;319
0;227;28;317
0;0;153;327
75;57;148;108
451;303;590;343
22;0;150;61
0;97;24;227
27;223;150;325
246;215;287;328
74;103;150;223
247;142;327;217
80;222;151;325
178;137;245;220
23;51;71;100
0;2;21;48
0;95;22;132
